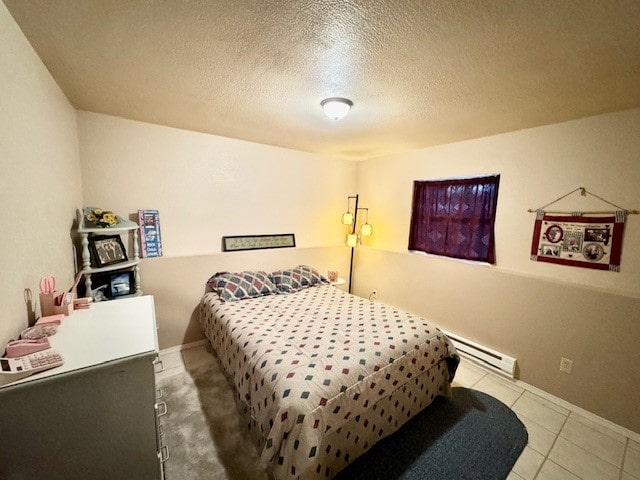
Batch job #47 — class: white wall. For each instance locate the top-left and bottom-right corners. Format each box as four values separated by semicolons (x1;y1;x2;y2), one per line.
78;111;356;256
77;111;356;346
5;0;637;430
357;109;640;297
0;4;83;347
353;110;640;432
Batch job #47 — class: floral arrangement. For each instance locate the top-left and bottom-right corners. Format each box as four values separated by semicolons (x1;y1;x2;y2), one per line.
85;208;118;228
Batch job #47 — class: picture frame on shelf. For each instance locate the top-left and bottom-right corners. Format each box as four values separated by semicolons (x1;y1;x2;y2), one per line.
90;271;135;301
109;271;134;297
89;234;128;267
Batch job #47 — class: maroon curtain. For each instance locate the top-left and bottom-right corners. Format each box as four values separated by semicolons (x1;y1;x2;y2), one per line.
408;175;500;263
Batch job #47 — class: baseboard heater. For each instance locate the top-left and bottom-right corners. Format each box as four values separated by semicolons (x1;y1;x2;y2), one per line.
441;330;517;378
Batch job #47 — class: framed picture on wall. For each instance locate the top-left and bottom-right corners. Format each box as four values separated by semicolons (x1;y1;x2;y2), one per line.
138;209;163;258
89;234;128;267
222;233;296;252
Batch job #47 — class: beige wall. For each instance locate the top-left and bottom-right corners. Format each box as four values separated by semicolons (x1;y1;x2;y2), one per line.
77;111;356;256
4;0;637;432
77;112;356;347
141;246;350;348
356;109;640;296
353;110;640;432
0;4;82;347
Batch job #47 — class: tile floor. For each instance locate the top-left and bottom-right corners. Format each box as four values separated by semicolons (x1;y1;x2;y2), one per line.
158;343;640;480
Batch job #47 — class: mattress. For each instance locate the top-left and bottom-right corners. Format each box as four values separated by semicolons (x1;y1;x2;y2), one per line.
200;284;458;479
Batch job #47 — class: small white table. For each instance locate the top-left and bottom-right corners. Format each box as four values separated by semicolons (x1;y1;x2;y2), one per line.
330;277;346;286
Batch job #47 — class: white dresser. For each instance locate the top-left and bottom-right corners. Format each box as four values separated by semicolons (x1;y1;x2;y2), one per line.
0;295;163;480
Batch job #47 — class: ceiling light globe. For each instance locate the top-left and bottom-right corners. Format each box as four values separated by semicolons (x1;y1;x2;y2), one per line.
321;97;353;120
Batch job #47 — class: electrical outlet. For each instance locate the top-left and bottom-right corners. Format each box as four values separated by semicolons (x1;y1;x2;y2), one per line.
369;289;378;300
559;357;573;374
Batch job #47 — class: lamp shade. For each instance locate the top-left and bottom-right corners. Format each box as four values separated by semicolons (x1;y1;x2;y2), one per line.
360;223;373;237
321;97;353;120
346;234;358;247
341;211;354;225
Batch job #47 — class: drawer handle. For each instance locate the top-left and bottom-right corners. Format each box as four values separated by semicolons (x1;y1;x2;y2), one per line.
154;359;165;373
156;388;163;399
156;401;168;417
159;444;170;463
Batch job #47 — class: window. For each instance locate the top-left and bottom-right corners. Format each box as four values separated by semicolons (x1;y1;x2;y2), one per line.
408;175;500;263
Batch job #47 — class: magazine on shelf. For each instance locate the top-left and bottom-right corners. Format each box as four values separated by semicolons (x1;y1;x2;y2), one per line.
138;210;163;258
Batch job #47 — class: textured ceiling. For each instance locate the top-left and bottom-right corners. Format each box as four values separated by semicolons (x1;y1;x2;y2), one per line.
4;0;640;159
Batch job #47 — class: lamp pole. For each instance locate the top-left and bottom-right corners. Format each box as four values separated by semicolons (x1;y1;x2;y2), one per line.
348;194;359;294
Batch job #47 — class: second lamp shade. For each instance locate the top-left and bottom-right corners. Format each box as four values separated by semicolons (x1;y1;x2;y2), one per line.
341;212;354;225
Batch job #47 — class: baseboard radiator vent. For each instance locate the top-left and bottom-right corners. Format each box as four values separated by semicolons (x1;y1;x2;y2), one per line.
442;330;517;378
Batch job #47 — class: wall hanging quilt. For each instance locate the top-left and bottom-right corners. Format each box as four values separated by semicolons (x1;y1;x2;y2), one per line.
530;210;626;272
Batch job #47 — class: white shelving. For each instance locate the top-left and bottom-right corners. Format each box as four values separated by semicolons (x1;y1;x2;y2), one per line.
75;208;142;300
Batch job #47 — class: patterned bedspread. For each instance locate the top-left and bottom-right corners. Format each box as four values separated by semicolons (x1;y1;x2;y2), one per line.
200;285;458;479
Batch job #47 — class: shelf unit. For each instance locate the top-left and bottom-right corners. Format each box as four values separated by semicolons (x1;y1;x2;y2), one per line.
75;208;142;300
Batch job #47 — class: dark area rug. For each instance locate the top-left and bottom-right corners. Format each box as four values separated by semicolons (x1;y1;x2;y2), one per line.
335;387;528;480
159;363;527;480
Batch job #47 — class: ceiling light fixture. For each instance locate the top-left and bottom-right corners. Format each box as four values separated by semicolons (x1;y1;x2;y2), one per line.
321;97;353;120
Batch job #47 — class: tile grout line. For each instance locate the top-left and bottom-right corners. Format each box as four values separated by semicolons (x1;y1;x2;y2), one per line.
496;380;527;479
559;423;627;473
458;366;535;480
514;379;639;443
619;438;628;480
467;370;488;388
516;410;560;439
507;389;527;478
525;396;627;479
532;412;572;480
466;358;639;443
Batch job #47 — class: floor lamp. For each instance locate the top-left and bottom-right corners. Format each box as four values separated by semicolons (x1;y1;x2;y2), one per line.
341;194;373;294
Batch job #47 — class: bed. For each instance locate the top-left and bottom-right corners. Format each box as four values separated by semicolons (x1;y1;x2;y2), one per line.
199;268;459;479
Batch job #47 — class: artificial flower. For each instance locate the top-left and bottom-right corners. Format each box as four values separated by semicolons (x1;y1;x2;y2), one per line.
85;208;118;228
